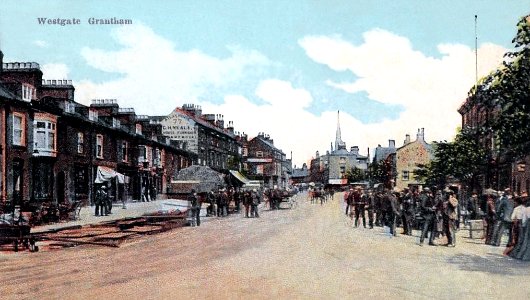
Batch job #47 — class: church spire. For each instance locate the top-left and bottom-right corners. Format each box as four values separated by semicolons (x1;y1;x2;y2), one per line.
335;110;346;151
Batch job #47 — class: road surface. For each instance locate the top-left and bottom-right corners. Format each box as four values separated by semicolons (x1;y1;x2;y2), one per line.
1;192;529;299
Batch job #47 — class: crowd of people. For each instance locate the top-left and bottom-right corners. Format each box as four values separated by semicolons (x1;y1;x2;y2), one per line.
340;185;530;259
186;186;298;226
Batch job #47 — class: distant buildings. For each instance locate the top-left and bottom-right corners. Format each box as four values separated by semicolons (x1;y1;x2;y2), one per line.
309;111;368;185
394;128;434;190
242;132;290;188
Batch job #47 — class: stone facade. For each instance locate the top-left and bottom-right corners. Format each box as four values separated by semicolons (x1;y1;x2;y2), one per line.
395;128;433;190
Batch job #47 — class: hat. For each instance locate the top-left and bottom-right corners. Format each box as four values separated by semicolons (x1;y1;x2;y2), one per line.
252;189;257;192
101;185;107;189
423;187;430;192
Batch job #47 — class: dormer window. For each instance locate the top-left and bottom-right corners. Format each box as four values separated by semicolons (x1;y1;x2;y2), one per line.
22;84;34;102
89;110;98;121
113;118;121;128
65;101;75;114
256;151;263;158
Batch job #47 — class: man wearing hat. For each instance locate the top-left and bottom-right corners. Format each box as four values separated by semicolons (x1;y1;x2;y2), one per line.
419;187;436;246
250;189;260;218
401;187;414;236
188;189;200;227
443;190;459;247
95;184;108;216
492;188;514;246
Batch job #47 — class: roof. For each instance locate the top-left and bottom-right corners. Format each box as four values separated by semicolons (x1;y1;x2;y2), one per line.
0;82;17;100
253;136;285;155
167;108;237;140
374;147;396;162
292;168;309;178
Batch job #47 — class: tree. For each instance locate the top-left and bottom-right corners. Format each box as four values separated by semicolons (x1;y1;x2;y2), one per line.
345;167;366;183
471;15;530;158
415;129;487;189
367;159;391;185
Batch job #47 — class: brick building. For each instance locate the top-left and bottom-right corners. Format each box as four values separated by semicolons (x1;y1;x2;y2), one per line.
0;50;196;214
159;104;243;173
243;132;288;188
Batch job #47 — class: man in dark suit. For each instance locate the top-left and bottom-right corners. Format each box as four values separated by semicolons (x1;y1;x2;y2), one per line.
188;189;200;227
419;188;436;246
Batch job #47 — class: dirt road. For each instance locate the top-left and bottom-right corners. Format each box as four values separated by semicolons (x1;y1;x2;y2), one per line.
1;192;529;299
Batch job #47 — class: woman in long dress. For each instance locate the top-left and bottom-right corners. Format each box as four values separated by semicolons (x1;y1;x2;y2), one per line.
509;194;530;260
504;196;525;256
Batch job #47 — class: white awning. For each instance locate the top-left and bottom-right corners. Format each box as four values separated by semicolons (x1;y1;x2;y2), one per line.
95;166;125;184
229;170;250;184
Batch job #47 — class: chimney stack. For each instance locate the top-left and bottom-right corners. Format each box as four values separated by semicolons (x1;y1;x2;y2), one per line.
389;139;395;148
416;128;425;141
404;134;411;145
0;50;3;73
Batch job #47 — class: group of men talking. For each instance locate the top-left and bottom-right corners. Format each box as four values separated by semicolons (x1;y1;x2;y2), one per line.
344;186;459;247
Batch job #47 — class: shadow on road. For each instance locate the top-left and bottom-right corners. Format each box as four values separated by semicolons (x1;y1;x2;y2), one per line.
446;252;530;275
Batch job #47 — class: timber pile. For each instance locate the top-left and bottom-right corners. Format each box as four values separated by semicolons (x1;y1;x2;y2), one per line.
32;212;187;250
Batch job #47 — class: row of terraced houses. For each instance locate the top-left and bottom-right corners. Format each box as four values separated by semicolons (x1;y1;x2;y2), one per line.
0;50;291;214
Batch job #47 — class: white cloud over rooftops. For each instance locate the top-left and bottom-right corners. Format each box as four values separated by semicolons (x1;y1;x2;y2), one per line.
68;24;507;166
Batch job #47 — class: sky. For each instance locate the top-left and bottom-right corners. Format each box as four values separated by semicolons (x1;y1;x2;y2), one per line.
0;0;529;167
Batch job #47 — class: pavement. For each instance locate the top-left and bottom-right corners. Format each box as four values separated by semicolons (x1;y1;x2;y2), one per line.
31;200;174;233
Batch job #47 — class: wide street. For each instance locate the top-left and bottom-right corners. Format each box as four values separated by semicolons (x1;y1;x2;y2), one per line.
1;192;529;300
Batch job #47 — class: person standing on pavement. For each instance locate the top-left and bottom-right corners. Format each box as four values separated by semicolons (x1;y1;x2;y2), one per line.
366;190;375;229
492;188;515;247
401;188;414;236
504;195;525;256
388;189;401;236
243;190;251;218
419;188;436;246
95;185;108;216
345;188;354;217
188;189;200;227
250;189;260;218
485;192;497;245
105;184;113;215
354;188;367;228
443;190;458;247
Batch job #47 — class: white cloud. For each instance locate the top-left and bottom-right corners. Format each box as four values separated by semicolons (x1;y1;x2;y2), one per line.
296;30;507;164
76;23;270;113
41;63;70;79
74;25;507;167
34;40;48;48
201;85;354;166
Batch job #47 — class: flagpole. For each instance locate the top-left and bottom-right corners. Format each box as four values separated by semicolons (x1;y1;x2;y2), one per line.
475;15;478;87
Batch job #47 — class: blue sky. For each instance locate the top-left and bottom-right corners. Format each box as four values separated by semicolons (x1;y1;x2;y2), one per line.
1;1;529;165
